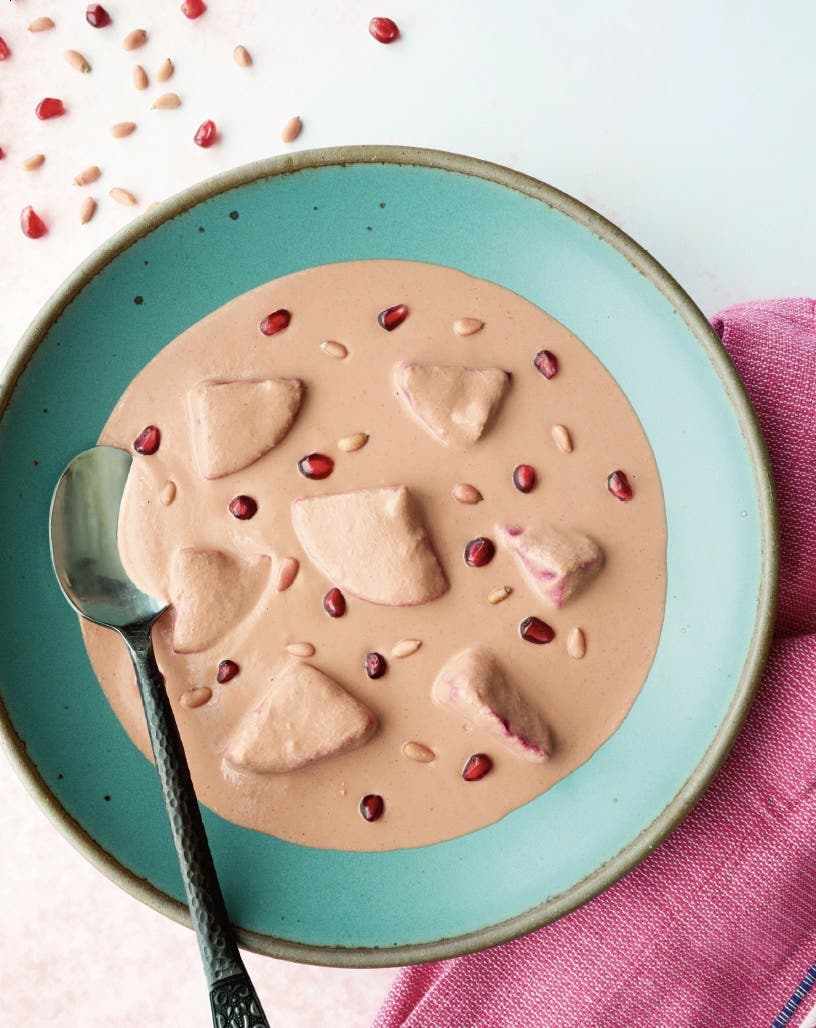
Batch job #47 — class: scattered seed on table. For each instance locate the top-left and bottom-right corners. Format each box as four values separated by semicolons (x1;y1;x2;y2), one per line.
122;28;147;51
80;197;97;224
567;627;586;659
180;686;212;709
156;57;174;82
29;17;55;32
402;741;434;763
0;36;11;60
286;642;315;658
74;165;101;186
64;49;91;73
452;482;483;505
181;0;207;18
21;154;45;172
36;98;66;120
391;638;421;659
86;4;112;29
152;92;181;110
280;115;302;143
20;206;47;239
194;119;217;147
132;64;148;90
110;187;138;206
110;121;137;138
369;17;400;43
276;557;299;592
233;44;252;67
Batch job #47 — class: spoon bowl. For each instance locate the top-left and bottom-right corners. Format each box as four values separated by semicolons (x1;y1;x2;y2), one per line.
49;446;165;628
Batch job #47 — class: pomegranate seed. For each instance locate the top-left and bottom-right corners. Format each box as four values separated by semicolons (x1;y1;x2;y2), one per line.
258;308;291;336
181;0;206;18
85;4;111;28
534;349;558;379
519;616;555;645
298;453;334;480
464;537;495;568
512;464;537;493
20;206;47;239
36;98;66;120
133;425;161;455
607;470;633;501
377;304;409;331
369;17;400;43
365;652;388;680
194;119;217;148
0;147;5;160
0;36;10;60
323;587;346;618
462;753;493;782
216;659;240;683
228;495;257;520
359;794;384;821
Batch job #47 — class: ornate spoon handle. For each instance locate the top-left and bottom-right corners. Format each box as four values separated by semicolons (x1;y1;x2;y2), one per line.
123;621;270;1027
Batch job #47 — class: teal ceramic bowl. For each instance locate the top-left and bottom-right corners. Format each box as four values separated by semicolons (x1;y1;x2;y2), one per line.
0;147;776;966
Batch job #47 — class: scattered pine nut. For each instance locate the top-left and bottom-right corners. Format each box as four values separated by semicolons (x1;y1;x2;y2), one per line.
74;165;101;186
110;121;137;138
276;556;299;591
110;187;138;206
286;642;315;658
320;340;348;359
152;92;181;110
452;482;483;504
552;424;573;453
280;115;302;143
453;317;484;336
488;585;512;605
156;57;174;82
122;28;147;51
159;480;176;506
233;45;252;67
391;638;421;659
79;197;97;224
402;741;435;763
28;17;55;32
338;432;369;453
180;686;212;709
567;627;586;659
132;64;148;90
21;153;45;172
64;49;91;73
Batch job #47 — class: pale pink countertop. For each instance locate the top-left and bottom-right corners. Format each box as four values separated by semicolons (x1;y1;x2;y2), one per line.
1;1;814;1024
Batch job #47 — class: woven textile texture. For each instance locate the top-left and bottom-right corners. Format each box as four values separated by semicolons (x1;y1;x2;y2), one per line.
374;299;816;1028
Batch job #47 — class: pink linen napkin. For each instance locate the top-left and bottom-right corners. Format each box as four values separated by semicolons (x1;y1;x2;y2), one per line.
375;298;816;1028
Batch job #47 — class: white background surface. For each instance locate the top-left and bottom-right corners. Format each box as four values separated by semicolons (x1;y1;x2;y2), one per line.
1;1;814;1025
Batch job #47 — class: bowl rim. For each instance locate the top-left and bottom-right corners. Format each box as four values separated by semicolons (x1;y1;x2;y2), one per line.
0;144;778;968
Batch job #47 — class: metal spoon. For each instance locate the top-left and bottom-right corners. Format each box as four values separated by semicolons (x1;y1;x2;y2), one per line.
50;445;270;1028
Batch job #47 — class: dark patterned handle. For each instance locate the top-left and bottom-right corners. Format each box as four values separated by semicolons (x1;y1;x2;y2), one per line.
210;973;270;1027
123;622;269;1026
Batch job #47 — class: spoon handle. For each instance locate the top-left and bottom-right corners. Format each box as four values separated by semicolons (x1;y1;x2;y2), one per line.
123;621;270;1028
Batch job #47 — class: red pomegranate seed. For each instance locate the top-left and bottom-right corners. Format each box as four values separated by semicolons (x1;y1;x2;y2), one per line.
216;659;240;683
298;453;334;480
377;304;409;331
194;119;217;148
607;470;633;501
85;4;111;28
181;0;206;18
519;616;555;645
0;147;5;160
228;495;257;520
369;17;400;43
359;794;384;821
133;425;161;455
20;206;47;239
258;309;291;336
36;98;66;120
512;464;537;493
0;36;10;60
462;753;493;782
323;587;346;618
534;349;559;379
365;652;388;680
464;537;495;568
